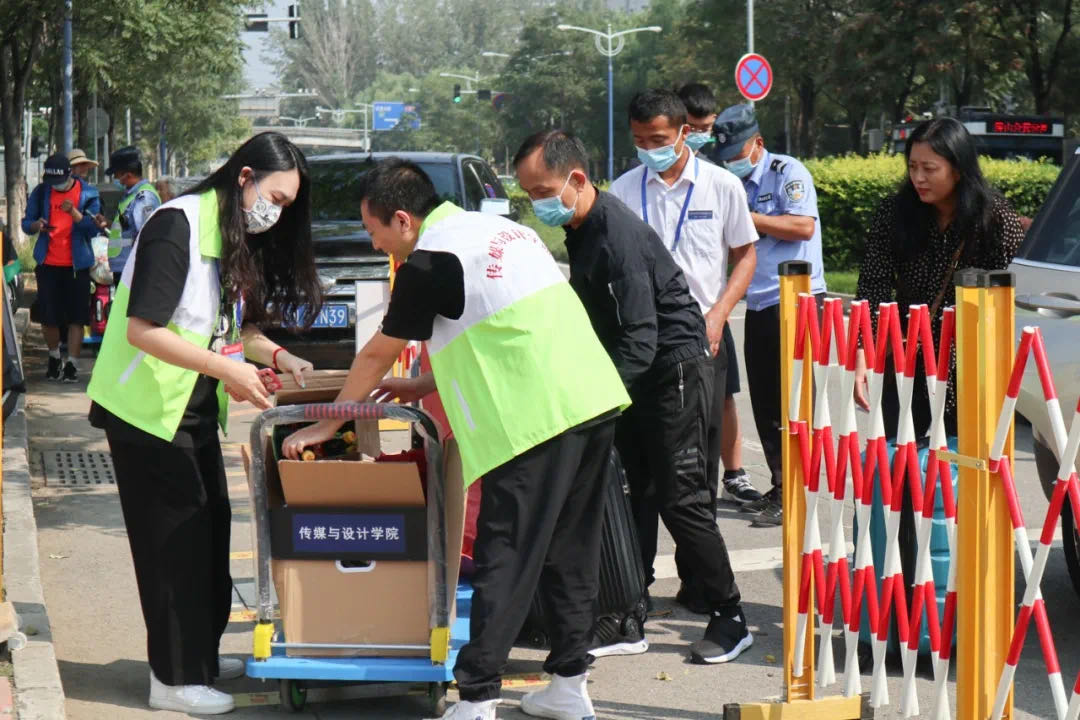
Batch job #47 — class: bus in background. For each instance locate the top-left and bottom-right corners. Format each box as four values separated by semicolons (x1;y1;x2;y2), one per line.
892;107;1065;164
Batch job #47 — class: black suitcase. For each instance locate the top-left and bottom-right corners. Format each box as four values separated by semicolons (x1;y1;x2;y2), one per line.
515;449;649;648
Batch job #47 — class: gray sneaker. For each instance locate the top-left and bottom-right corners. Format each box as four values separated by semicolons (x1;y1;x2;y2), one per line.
741;486;779;514
752;499;783;527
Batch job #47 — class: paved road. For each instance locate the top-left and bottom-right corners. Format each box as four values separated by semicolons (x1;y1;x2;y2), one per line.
21;304;1080;719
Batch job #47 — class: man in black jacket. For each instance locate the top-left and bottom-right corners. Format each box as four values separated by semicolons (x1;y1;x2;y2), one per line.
514;130;752;668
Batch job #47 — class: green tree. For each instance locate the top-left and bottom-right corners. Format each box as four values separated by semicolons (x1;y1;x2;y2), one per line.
1;0;54;244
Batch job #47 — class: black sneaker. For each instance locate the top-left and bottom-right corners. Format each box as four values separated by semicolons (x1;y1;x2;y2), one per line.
62;361;79;383
46;355;62;381
690;608;753;664
752;499;783;527
722;471;764;505
741;486;779;514
675;582;711;615
588;614;648;658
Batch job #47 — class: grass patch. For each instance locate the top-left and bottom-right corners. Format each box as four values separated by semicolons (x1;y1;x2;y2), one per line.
825;270;858;295
519;211;568;263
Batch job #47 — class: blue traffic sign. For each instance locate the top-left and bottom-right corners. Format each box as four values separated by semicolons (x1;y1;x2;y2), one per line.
373;101;422;131
735;53;773;102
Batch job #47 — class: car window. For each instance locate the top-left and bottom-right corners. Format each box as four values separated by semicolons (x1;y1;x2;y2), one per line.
461;160;490;211
475;162;507;200
1021;160;1080;268
309;160;458;221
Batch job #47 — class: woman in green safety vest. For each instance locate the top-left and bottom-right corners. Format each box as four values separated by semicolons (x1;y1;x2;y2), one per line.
86;132;323;715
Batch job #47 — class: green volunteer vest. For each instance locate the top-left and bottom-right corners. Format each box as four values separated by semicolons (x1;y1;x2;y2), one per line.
416;203;629;485
108;180;161;258
88;190;230;441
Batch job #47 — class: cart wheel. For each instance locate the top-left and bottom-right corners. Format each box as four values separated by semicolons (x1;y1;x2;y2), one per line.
428;682;448;716
279;679;307;713
523;628;548;648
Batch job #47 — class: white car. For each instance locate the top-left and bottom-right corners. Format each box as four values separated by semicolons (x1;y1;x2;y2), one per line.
1011;146;1080;597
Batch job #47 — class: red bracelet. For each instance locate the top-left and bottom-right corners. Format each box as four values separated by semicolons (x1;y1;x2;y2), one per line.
272;347;285;370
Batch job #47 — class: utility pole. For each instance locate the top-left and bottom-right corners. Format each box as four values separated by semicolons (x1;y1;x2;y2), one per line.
126;107;132;145
62;0;74;153
747;0;755;108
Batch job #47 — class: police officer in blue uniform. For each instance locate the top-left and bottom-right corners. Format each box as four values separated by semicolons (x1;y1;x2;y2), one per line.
710;104;827;526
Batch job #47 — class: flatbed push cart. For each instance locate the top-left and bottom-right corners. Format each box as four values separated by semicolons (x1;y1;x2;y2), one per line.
243;402;471;714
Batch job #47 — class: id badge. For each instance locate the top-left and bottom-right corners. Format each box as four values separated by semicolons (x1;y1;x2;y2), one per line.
221;341;245;363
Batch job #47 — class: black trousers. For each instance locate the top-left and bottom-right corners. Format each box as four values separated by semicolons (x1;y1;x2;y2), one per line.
744;295;826;490
454;417;616;702
106;427;233;686
705;326;730;515
616;356;741;609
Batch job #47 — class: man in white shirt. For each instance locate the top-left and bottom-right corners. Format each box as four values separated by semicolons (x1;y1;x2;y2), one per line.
610;89;758;639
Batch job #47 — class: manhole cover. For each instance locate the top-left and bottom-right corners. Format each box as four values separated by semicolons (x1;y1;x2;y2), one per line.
42;450;116;486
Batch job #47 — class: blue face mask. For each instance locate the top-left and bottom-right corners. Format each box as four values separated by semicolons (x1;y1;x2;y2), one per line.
636;127;685;172
113;177;126;190
685;132;712;153
531;172;578;227
724;150;760;179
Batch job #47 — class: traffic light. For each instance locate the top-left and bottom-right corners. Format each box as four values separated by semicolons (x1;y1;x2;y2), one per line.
133;117;143;143
452;84;462;103
477;89;491;101
288;4;301;39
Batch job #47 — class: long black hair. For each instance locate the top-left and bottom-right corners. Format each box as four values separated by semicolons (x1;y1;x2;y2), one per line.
894;118;999;260
185;132;322;328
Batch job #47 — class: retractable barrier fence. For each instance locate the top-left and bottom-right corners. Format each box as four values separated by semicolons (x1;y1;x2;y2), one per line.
724;262;1080;720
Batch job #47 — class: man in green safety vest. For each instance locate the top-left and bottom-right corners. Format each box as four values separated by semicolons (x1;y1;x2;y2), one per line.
282;158;630;720
106;146;161;278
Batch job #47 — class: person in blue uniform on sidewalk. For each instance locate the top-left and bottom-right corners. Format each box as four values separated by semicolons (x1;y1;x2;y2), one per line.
710;103;827;526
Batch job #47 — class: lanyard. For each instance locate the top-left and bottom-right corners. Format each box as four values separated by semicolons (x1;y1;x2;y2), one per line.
640;156;698;252
216;262;244;344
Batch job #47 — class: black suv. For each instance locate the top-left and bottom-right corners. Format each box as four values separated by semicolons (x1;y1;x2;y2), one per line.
265;152;513;368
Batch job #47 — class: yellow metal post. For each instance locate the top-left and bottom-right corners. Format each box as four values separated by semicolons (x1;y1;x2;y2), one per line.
724;261;869;719
779;260;814;700
955;269;1015;720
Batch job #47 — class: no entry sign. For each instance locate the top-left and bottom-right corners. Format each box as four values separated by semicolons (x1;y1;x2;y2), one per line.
735;53;773;102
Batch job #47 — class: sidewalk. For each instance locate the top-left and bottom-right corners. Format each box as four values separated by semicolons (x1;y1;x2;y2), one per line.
11;309;1077;719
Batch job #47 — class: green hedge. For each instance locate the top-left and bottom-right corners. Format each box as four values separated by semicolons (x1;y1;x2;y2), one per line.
509;158;1061;272
806;154;1061;271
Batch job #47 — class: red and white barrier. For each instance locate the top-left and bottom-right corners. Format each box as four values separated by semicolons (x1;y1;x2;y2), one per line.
792;294;827;679
989;328;1080;720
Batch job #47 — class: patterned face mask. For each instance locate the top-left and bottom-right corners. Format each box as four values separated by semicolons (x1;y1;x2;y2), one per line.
243;177;283;234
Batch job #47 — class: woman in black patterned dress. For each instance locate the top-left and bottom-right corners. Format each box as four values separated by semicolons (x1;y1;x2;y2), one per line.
853;118;1026;439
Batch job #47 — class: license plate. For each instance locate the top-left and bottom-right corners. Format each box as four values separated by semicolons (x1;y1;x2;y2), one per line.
299;304;349;328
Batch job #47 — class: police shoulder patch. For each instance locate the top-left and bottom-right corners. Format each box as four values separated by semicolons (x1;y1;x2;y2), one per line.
784;180;806;203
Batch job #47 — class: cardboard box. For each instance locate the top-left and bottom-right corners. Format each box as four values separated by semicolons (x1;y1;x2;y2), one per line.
252;371;465;657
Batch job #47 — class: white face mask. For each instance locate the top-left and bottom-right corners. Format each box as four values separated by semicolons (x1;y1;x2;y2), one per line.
243;177;283;234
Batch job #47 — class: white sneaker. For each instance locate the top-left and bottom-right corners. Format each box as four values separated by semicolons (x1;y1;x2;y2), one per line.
148;670;235;714
520;673;596;720
218;657;245;680
427;698;499;720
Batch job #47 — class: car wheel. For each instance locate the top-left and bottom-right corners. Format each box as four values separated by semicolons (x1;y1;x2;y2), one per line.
1034;433;1080;601
1061;496;1080;601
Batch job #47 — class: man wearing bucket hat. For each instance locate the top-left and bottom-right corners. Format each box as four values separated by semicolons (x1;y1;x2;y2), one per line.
105;145;161;277
67;149;109;231
21;153;102;381
710;104;827;526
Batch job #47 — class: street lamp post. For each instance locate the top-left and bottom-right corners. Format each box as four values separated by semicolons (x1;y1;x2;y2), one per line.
556;23;662;181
